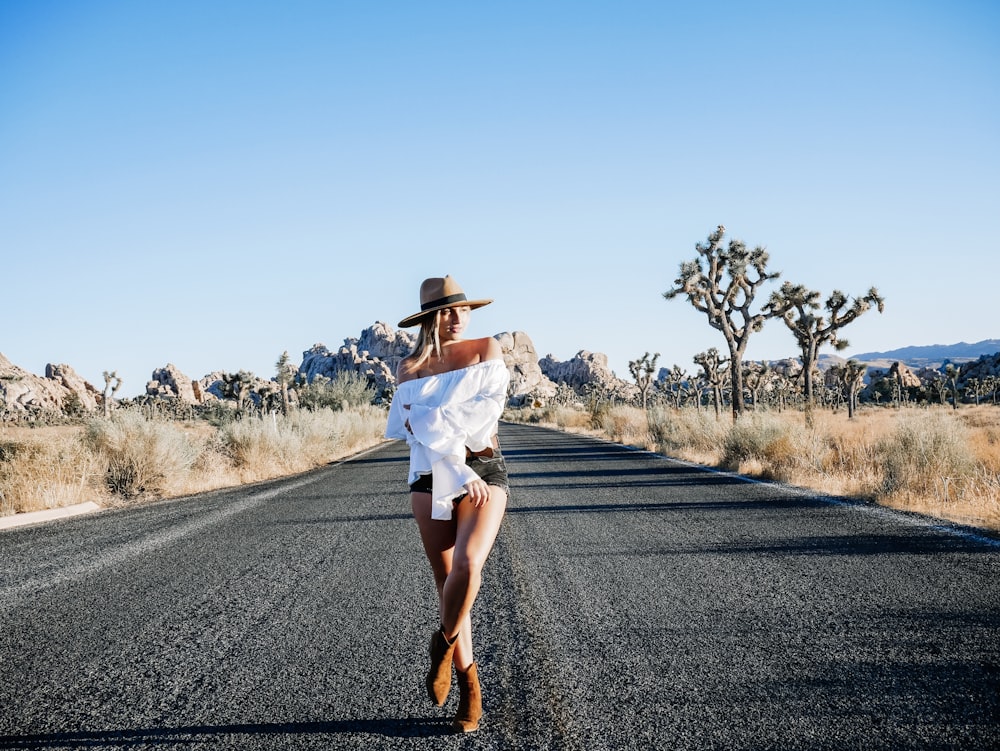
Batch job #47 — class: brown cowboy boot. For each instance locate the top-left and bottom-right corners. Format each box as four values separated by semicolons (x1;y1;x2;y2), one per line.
452;662;482;733
426;628;458;705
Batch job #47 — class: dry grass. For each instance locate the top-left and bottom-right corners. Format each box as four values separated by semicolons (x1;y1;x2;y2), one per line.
506;403;1000;533
0;406;388;515
8;401;1000;534
0;427;105;514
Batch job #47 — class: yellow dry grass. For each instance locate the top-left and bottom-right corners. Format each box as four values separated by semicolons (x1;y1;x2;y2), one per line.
8;402;1000;534
506;403;1000;533
0;406;388;516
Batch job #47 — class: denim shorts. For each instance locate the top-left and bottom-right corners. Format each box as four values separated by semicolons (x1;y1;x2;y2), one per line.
409;446;509;498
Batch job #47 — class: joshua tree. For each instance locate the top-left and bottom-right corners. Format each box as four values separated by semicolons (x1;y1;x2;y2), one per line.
765;282;884;423
965;377;982;406
102;370;123;418
928;372;948;406
658;364;689;409
838;359;867;419
945;363;961;409
742;361;773;409
221;370;256;414
629;352;660;410
665;225;782;421
275;351;294;415
693;347;729;420
771;372;797;412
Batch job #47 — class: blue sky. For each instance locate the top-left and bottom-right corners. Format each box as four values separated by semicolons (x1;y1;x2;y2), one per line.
2;0;997;397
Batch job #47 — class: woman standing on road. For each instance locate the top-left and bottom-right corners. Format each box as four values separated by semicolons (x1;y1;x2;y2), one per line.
384;275;511;734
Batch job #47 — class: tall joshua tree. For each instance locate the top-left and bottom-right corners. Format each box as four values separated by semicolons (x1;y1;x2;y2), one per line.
693;347;729;420
275;351;294;416
102;370;123;418
765;282;884;420
665;225;781;421
945;363;961;409
836;359;868;420
659;364;689;409
629;351;660;410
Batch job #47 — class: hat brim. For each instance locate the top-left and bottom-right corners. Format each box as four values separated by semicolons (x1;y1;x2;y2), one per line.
397;299;492;328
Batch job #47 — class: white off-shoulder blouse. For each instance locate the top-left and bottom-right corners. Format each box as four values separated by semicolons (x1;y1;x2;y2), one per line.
385;359;510;520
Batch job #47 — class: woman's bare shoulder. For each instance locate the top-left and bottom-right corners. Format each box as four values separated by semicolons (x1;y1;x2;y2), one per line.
479;336;502;361
396;357;420;384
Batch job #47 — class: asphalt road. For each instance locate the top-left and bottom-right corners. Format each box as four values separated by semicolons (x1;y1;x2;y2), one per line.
1;421;998;750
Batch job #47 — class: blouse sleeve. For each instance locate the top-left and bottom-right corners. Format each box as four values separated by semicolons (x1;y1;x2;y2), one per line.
384;386;410;440
407;362;509;454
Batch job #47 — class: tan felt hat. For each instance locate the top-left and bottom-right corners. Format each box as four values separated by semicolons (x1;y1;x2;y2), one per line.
397;275;493;328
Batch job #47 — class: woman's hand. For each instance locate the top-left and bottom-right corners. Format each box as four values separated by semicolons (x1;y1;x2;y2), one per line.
463;478;491;508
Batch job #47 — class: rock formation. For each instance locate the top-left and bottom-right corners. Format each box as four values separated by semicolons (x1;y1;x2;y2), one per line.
0;353;100;416
496;331;557;404
539;350;635;401
44;364;101;411
300;325;560;406
15;327;997;421
956;352;1000;382
887;362;923;389
298;326;405;402
147;364;198;402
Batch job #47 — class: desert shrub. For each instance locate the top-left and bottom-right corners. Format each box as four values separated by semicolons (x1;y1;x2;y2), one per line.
647;406;728;458
593;405;650;447
0;435;100;514
587;400;609;430
220;405;386;472
298;371;375;412
3;405;389;515
319;404;388;456
720;411;808;479
549;405;592;430
84;411;200;498
878;410;975;502
220;414;300;470
195;400;239;428
503;404;592;430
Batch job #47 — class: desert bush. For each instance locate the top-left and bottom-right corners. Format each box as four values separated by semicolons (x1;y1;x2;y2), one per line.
548;405;592;430
2;405;388;517
220;414;301;471
593;405;651;447
297;371;375;412
504;404;604;431
83;411;201;499
647;406;729;459
720;411;810;479
878;410;976;503
220;405;387;475
0;433;101;514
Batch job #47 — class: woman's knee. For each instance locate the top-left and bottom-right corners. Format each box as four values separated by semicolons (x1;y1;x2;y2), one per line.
450;547;488;580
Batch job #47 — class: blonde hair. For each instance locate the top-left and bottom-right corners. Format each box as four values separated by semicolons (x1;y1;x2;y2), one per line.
406;311;442;369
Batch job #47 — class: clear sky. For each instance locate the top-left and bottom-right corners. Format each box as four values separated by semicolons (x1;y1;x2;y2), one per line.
2;0;997;397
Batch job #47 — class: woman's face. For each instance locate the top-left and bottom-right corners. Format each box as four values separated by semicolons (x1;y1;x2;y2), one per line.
436;305;471;340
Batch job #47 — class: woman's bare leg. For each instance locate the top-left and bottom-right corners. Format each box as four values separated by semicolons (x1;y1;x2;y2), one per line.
411;491;454;601
441;486;507;669
411;487;508;669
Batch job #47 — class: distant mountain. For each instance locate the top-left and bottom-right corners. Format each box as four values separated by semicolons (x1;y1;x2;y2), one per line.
849;339;1000;368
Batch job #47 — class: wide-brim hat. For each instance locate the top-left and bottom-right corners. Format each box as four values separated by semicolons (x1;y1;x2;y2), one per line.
398;275;493;328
